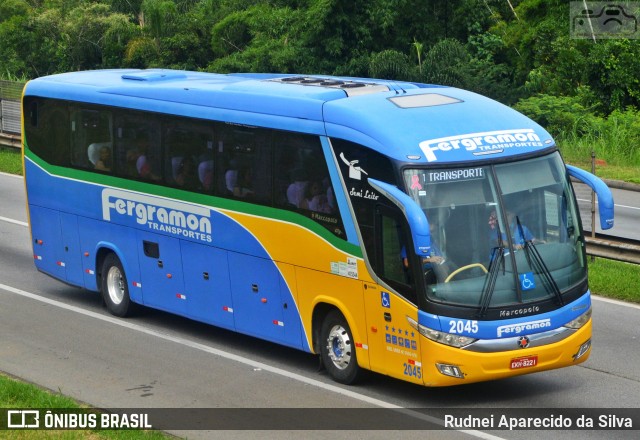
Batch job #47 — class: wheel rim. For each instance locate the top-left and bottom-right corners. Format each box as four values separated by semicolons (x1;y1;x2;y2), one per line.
106;265;125;305
326;324;352;370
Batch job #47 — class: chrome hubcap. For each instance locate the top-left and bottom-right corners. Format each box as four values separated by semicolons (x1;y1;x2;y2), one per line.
106;266;125;305
326;324;352;370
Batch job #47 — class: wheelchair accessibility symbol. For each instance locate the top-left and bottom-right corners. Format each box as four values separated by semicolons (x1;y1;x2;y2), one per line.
519;272;536;291
381;292;391;308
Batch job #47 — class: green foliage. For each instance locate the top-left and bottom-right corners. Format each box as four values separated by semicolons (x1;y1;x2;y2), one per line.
0;0;30;18
369;50;413;81
514;94;597;137
516;94;640;171
140;0;177;39
422;38;469;88
587;39;640;113
64;3;134;70
124;37;160;68
208;4;302;73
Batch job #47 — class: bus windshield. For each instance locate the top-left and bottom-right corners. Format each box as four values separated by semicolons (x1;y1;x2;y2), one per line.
403;152;586;310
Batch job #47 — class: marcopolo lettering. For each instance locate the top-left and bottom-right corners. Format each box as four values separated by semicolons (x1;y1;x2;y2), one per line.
499;306;540;318
419;129;543;162
102;188;212;242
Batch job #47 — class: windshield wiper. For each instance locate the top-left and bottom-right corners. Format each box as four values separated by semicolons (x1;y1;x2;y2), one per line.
477;223;505;317
516;217;564;306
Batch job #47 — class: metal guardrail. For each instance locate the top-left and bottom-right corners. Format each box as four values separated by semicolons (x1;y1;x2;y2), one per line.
0;132;20;149
0;80;24;147
585;234;640;265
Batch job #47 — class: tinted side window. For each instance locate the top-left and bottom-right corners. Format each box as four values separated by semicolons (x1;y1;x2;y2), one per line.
23;97;70;166
114;112;162;182
274;132;344;238
377;206;416;303
164;120;215;193
216;124;272;205
70;108;113;172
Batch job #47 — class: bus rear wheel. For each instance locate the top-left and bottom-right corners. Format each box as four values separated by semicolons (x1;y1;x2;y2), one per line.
320;310;361;384
101;253;134;317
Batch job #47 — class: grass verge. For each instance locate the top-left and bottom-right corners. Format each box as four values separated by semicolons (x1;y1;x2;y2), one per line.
0;148;23;175
0;374;167;439
588;257;640;303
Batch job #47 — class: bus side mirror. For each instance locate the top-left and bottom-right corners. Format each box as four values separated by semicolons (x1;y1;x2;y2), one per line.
367;178;431;257
566;165;614;230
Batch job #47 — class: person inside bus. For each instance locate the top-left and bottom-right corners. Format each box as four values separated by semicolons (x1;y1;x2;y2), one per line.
128;134;160;181
198;159;214;191
175;156;200;190
224;159;239;194
305;180;333;213
94;145;112;172
287;168;309;209
231;165;254;198
488;209;544;250
401;221;452;283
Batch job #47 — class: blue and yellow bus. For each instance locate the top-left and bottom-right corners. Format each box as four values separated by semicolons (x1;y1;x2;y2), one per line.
22;70;614;386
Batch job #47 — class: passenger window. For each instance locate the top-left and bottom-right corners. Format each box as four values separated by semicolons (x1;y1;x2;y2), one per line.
164;121;215;192
217;124;272;205
275;134;335;213
114;113;161;181
23;97;70;166
274;132;343;237
70;109;112;171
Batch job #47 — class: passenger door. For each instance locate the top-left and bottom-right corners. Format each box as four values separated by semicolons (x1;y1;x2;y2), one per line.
363;206;423;384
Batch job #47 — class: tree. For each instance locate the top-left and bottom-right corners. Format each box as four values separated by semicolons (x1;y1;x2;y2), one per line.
587;39;640;113
369;50;414;81
208;3;304;73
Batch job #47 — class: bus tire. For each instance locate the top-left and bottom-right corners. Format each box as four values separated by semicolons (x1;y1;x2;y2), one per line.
320;310;361;384
101;253;133;317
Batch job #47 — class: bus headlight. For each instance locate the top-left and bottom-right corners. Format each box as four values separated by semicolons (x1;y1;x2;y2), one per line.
563;307;592;329
407;317;477;348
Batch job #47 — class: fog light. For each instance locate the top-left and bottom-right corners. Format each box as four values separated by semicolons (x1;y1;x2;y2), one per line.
436;363;465;379
573;339;591;361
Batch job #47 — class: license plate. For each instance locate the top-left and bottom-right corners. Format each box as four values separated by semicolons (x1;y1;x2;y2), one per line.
510;355;538;370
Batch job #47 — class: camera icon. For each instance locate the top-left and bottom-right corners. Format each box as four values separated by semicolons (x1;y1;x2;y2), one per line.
572;2;639;38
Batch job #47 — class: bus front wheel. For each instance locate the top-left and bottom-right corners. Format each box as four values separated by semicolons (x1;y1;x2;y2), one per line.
320;310;361;384
101;253;133;317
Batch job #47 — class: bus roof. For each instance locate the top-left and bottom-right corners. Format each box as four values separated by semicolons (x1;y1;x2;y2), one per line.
25;69;555;164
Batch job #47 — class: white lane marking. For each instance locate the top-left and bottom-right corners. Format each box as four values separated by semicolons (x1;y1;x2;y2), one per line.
577;198;640;211
0;215;28;227
0;281;503;439
592;294;640;310
0;171;23;179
